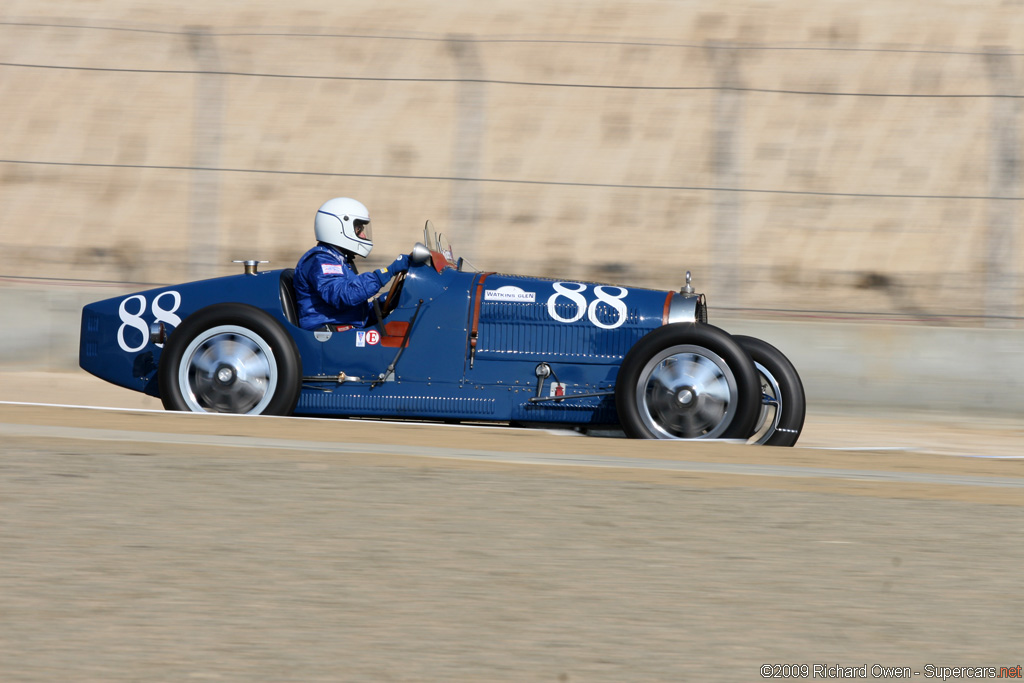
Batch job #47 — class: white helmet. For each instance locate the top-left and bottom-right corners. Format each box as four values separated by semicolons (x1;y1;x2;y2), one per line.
314;197;373;257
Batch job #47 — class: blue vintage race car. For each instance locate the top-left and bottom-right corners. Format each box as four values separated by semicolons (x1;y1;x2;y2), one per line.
79;224;805;445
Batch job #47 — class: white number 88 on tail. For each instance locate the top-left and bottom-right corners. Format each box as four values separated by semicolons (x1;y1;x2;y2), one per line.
546;282;628;329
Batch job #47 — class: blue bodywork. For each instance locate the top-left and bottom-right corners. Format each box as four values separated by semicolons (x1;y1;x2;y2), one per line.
80;257;693;427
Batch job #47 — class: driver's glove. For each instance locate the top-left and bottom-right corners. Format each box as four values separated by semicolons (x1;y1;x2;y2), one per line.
376;254;410;283
391;254;411;274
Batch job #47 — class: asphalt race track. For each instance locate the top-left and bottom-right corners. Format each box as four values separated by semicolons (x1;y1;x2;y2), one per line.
2;401;1023;682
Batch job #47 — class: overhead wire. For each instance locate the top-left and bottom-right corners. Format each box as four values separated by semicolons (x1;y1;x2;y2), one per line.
3;19;1024;57
1;158;1020;202
4;21;1018;199
0;59;1020;98
0;20;1020;198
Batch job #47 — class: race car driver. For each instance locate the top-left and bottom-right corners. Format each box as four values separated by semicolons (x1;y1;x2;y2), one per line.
293;197;409;330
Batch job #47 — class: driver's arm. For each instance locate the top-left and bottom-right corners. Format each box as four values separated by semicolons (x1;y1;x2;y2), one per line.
312;258;386;308
313;254;409;309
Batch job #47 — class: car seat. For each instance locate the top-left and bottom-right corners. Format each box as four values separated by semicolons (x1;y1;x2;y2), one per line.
279;269;299;326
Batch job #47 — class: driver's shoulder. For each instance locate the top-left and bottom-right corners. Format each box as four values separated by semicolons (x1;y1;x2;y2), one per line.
299;243;337;261
297;245;348;272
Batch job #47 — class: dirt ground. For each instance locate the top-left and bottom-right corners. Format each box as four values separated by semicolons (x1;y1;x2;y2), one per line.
1;373;1023;682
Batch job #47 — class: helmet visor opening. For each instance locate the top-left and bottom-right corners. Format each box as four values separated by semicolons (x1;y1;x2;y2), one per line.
353;219;372;242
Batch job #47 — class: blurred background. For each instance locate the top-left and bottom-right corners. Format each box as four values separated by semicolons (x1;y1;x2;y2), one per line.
2;0;1023;413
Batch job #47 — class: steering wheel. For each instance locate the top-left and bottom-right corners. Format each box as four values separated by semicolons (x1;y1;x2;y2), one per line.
376;269;407;321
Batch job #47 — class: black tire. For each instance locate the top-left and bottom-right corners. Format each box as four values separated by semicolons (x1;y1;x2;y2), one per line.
158;303;302;415
734;335;806;447
615;323;761;440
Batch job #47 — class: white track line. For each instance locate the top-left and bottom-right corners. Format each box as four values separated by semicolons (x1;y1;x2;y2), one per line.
1;399;169;414
0;400;570;434
3;399;1020;458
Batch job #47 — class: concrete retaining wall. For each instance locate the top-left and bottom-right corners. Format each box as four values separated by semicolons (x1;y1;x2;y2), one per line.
720;317;1024;415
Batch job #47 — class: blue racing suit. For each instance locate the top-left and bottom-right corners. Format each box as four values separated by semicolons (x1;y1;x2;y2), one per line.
293;243;389;330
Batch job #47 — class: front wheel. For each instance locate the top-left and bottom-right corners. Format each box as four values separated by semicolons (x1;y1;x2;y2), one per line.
615;323;761;440
158;303;302;415
734;335;805;447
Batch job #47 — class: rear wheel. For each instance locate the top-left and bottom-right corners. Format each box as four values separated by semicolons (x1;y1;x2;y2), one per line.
158;303;301;415
615;323;761;440
734;335;805;447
